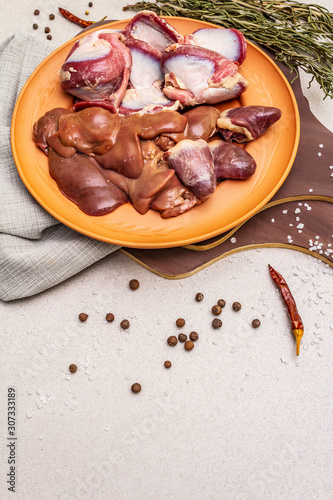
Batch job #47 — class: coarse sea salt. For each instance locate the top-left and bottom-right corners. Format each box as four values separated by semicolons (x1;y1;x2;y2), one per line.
295;208;301;214
230;237;237;243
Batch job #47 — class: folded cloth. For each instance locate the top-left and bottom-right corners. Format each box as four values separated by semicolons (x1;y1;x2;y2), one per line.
0;34;119;302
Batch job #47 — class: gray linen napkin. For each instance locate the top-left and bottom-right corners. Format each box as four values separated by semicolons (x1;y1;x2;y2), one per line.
0;34;119;302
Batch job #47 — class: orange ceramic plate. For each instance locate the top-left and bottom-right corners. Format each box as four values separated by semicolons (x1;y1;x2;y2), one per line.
11;17;299;249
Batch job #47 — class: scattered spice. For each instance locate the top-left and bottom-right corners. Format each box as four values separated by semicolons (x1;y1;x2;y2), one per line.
178;333;187;343
69;364;77;373
167;335;178;346
44;27;50;33
212;304;222;315
189;331;199;342
34;9;40;16
268;264;304;355
79;312;88;322
49;14;55;20
164;360;172;368
106;313;115;322
131;383;141;393
85;10;90;15
195;292;204;302
232;302;242;312
46;34;52;40
129;279;140;290
33;23;38;30
217;299;226;308
184;340;194;351
88;1;93;6
120;319;130;330
176;318;185;327
252;319;261;328
212;318;222;329
58;7;93;27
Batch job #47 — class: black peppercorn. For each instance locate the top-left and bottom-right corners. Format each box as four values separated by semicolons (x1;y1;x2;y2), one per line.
33;23;38;30
217;299;226;308
44;27;50;33
167;336;178;346
131;383;141;393
195;292;204;302
34;9;40;15
69;364;77;373
178;333;187;343
129;279;140;290
212;318;222;329
46;34;52;40
176;318;185;327
49;14;55;20
106;313;115;322
164;361;172;369
184;340;194;351
189;331;199;342
88;1;93;6
79;313;88;322
212;304;222;315
232;302;242;312
252;319;261;328
120;319;130;330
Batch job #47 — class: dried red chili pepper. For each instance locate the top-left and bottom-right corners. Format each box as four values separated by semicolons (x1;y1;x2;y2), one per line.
268;264;304;356
58;7;93;27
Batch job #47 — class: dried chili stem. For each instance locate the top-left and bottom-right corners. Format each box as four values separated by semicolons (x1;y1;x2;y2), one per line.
123;0;333;98
58;7;107;28
268;264;304;355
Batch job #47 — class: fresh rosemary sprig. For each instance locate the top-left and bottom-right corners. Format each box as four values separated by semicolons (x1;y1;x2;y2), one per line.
123;0;333;98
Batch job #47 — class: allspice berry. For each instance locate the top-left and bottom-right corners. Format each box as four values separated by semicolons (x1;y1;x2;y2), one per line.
176;318;185;327
131;383;141;393
167;336;178;346
106;313;115;322
212;318;222;329
252;319;261;328
184;340;194;351
232;302;242;312
120;319;130;330
178;333;187;343
69;364;77;373
164;361;172;369
189;331;199;342
79;313;88;322
212;304;222;315
129;279;140;290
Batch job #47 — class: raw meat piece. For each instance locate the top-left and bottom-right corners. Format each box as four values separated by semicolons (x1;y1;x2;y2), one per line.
59;30;132;108
120;37;180;115
124;10;183;52
184;28;247;65
57;107;121;156
33;108;75;157
48;150;128;216
161;44;248;106
164;139;216;199
154;105;219;150
103;150;175;214
209;139;257;180
183;105;220;141
217;105;282;143
150;174;199;218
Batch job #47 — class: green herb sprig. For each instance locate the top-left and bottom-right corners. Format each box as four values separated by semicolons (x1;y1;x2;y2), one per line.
123;0;333;98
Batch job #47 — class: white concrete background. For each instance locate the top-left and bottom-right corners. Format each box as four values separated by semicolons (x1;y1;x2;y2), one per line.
1;1;333;499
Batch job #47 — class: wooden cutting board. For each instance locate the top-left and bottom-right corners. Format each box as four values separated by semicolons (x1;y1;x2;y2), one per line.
122;55;333;276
